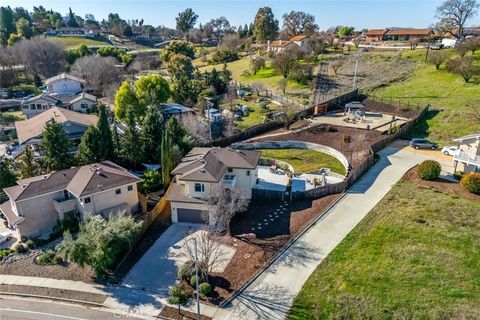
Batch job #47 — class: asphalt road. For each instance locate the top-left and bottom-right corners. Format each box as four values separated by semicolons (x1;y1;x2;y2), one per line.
0;296;146;320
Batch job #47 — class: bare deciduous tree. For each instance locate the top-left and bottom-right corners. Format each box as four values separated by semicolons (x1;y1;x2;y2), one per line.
250;82;266;95
181;228;222;279
180;113;210;144
436;0;479;38
446;56;479;82
330;60;344;75
223;118;237;137
427;50;449;70
11;37;66;81
278;78;288;94
224;86;237;108
71;55;122;96
278;103;297;130
209;186;249;235
272;49;299;78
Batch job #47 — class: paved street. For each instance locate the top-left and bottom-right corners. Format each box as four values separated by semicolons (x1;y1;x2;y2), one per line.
217;144;436;320
0;296;144;320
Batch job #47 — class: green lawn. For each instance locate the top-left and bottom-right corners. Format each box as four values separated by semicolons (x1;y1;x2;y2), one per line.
372;51;480;146
228;98;277;129
259;149;346;175
288;180;480;319
49;36;113;49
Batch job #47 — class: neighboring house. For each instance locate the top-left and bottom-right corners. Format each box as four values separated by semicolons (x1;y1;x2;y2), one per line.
384;28;434;42
161;103;194;120
22;92;97;118
47;27;97;37
0;161;140;240
365;29;388;42
167;147;260;225
442;27;480;39
453;132;480;173
290;35;311;51
45;73;86;95
15;107;98;146
266;35;311;53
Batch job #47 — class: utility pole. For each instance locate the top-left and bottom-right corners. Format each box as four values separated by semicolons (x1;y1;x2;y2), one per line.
187;237;200;320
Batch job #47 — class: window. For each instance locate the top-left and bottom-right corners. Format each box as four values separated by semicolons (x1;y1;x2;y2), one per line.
115;189;121;195
224;175;235;181
227;168;233;173
194;183;205;192
127;185;133;191
81;103;88;109
84;197;91;204
246;170;250;176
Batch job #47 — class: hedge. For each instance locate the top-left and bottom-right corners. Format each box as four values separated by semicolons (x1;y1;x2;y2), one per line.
460;173;480;195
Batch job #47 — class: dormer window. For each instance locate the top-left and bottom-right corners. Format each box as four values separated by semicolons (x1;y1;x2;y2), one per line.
227;168;233;173
194;183;205;192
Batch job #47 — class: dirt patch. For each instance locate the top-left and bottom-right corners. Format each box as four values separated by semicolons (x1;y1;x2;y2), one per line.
0;284;108;304
403;167;480;202
362;98;420;119
0;256;96;283
256;124;382;168
159;306;212;320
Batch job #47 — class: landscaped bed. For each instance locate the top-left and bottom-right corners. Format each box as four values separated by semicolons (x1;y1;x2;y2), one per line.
259;148;346;175
288;174;480;319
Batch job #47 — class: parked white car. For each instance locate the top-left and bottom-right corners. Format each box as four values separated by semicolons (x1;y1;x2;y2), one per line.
441;146;459;156
0;231;12;245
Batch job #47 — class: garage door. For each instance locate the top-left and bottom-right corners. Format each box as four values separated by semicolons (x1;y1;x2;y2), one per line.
177;208;209;224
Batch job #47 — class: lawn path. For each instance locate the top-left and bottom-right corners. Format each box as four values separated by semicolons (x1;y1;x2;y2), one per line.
215;143;436;320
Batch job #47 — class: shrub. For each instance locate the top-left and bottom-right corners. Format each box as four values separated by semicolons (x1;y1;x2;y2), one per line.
453;171;464;181
177;261;194;280
460;173;480;195
13;243;28;254
168;284;188;306
51;215;80;240
416;160;441;180
25;240;36;249
211;48;239;64
37;250;62;265
343;135;351;143
190;275;199;287
0;249;10;260
199;282;212;296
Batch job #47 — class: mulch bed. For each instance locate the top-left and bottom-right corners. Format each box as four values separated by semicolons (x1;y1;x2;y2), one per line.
196;194;340;305
159;306;212;320
0;256;96;283
403;167;480;202
0;284;108;304
362;98;421;119
256;124;383;168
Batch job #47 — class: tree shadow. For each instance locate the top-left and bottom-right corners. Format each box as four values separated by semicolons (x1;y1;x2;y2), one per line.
401;109;440;139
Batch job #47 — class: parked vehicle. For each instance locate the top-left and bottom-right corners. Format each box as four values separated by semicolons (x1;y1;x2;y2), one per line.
441;146;460;156
409;138;438;150
0;231;12;245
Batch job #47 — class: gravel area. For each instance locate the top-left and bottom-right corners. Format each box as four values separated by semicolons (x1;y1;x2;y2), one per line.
0;284;108;304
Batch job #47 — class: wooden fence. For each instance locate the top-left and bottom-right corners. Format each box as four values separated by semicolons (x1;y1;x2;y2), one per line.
212;89;359;147
252;188;285;201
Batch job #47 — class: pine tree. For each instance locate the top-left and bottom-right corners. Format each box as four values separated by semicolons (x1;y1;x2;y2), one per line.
76;126;99;165
160;129;173;186
141;106;163;163
41;119;72;172
67;7;79;28
18;145;40;178
96;105;114;161
166;117;186;147
120;108;142;168
0;157;16;189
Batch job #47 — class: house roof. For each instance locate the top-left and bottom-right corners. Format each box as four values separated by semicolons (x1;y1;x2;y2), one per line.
385;28;433;36
0;201;25;225
3;161;139;202
366;29;388;36
15;107;98;144
69;92;97;104
25;94;60;104
172;147;261;183
453;132;480;142
166;183;208;204
269;40;297;48
45;73;86;85
290;35;307;42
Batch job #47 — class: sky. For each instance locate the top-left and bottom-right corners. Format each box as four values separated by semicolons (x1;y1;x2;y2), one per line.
2;0;478;30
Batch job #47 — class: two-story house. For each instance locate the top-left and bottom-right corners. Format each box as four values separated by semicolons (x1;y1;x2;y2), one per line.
453;132;480;173
0;161;140;240
45;73;86;95
167;147;260;225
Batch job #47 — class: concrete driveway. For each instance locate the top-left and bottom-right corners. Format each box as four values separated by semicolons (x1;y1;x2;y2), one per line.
121;223;199;296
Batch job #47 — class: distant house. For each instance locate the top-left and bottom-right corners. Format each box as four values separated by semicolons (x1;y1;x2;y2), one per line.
290;35;311;51
45;73;86;95
442;27;480;39
267;35;311;53
0;161;140;240
365;29;388;42
15;107;98;146
161;103;194;120
22;92;97;118
453;132;480;173
384;28;433;42
167;147;260;225
47;27;97;38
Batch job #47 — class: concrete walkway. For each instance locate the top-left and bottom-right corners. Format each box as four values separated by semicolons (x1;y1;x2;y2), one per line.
216;145;434;320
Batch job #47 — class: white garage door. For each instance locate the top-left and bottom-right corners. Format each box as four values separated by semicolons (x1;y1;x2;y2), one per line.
177;208;209;224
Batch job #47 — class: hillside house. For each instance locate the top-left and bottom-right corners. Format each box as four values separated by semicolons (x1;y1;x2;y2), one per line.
365;29;388;42
453;133;480;173
167;147;260;225
22;92;97;118
0;162;140;240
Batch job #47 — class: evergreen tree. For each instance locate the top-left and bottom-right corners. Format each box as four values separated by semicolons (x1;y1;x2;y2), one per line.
76;126;99;165
141;106;163;163
166;117;186;147
41;119;72;172
112;120;121;160
160;128;173;186
96;105;114;161
253;7;279;43
18;146;40;179
120;109;142;168
67;7;79;28
0;7;15;43
0;157;17;189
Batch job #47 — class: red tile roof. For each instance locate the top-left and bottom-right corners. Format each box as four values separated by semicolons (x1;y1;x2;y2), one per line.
386;29;433;36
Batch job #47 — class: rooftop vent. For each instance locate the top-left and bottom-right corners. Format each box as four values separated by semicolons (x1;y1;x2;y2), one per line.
43;175;48;179
21;184;27;189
